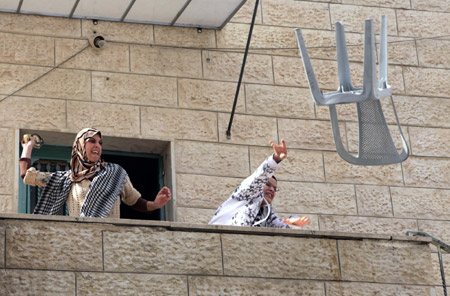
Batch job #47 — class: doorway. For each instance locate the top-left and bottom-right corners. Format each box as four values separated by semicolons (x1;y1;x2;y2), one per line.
19;145;165;220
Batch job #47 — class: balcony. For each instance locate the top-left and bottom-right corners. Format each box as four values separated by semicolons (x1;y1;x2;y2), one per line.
0;213;437;295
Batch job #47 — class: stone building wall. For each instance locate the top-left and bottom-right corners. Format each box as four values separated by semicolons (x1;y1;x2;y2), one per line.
0;0;449;291
0;215;438;295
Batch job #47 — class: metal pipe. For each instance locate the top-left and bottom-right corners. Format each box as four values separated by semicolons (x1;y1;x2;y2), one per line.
226;0;259;139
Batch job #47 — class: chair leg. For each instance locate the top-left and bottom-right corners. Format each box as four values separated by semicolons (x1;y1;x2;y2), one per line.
295;29;327;106
335;22;354;92
362;19;377;97
378;15;388;89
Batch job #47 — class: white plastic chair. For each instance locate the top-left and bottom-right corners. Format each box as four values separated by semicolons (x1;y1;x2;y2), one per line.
295;16;409;165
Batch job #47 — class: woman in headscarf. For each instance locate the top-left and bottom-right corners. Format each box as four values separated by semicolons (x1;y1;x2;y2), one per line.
19;128;171;218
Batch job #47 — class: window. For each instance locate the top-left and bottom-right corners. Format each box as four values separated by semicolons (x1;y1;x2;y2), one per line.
18;131;172;221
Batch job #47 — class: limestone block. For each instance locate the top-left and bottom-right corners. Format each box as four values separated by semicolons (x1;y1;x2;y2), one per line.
397;10;450;38
435;285;450;296
386;38;418;66
319;215;418;235
341;0;410;8
175;140;249;177
392;187;450;219
323;152;404;185
339;239;433;284
176;207;216;225
18;69;91;101
77;272;187;296
272;56;320;87
356;185;393;217
249;147;325;182
272;56;306;87
0;270;75;296
56;39;129;72
273;57;404;93
431;253;450;285
203;51;273;84
218;113;277;145
103;228;222;274
380;96;450;128
326;279;434;296
417;39;450;68
404;67;450;98
92;72;177;106
402;157;450;188
301;31;416;65
0;195;14;213
418;220;450;243
82;19;153;44
141;107;217;141
409;127;450;157
155;26;215;48
0;63;48;95
0;128;13;195
67;101;140;135
131;45;202;78
262;0;330;29
412;0;450;12
300;30;414;66
230;0;263;24
330;5;398;35
216;23;298;56
0;12;81;37
345;121;410;153
222;234;340;280
273;181;356;215
278;118;340;150
0;32;54;66
6;221;103;271
189;276;325;296
178;79;245;112
0;96;66;129
315;103;353;121
176;173;241;208
245;84;315;119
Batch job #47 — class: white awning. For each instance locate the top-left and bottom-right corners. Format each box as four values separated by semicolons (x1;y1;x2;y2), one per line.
0;0;247;29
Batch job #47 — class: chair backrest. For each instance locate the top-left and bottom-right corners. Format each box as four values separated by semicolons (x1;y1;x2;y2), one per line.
296;16;409;165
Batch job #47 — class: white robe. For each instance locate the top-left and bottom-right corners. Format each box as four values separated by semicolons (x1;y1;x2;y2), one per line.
209;155;289;228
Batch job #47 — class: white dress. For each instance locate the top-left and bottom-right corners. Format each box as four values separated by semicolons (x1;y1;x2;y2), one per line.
209;155;290;228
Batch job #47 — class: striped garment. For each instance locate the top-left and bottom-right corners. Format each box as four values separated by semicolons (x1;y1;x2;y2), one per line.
34;163;127;218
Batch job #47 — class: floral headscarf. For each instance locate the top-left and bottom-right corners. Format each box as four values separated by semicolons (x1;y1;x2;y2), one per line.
70;128;106;182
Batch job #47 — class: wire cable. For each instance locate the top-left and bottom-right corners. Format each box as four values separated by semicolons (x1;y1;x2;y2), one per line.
0;42;90;104
105;32;450;53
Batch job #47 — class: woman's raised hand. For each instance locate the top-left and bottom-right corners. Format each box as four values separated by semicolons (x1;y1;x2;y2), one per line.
270;139;287;163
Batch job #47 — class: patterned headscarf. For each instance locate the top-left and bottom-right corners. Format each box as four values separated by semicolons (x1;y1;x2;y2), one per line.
70;128;106;182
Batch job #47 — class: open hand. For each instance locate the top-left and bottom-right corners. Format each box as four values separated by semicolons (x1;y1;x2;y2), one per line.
282;216;310;227
270;139;287;163
153;186;171;209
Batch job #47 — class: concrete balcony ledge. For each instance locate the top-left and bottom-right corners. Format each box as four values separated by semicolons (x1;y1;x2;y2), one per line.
0;213;436;295
0;213;431;242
